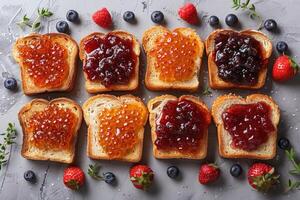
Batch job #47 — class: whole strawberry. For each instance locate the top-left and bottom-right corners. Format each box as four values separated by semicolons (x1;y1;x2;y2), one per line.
63;166;85;190
92;8;112;28
272;55;299;82
198;163;220;184
130;165;154;190
178;3;199;24
247;163;279;192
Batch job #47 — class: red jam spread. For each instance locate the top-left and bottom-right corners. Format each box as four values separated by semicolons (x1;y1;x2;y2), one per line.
18;36;69;88
155;99;210;153
28;104;77;150
98;103;147;158
83;34;136;87
149;30;200;82
214;32;264;85
222;102;275;151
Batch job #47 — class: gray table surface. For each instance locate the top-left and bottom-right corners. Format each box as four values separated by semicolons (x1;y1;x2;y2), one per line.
0;0;300;199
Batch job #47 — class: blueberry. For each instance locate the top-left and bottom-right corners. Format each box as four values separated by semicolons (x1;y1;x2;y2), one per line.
4;77;17;90
66;10;79;22
151;11;164;24
225;14;238;26
209;16;219;27
167;166;180;179
278;137;290;150
264;19;277;31
103;172;116;184
24;170;36;183
123;11;135;23
56;21;69;34
230;164;242;177
276;41;288;54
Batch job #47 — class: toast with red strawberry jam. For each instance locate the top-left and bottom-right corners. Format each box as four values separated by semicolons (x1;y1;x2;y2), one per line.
148;95;211;159
206;29;272;89
19;98;83;163
212;94;280;159
13;33;78;95
79;31;140;93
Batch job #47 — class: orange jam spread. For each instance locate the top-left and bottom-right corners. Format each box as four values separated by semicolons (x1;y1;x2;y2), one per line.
28;104;77;150
149;30;200;82
18;35;69;88
98;103;147;158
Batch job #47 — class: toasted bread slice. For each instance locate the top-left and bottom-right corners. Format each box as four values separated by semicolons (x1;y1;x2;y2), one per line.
205;29;272;89
19;98;83;163
148;95;211;159
13;33;78;95
82;94;148;162
142;26;204;91
79;31;140;93
211;94;280;159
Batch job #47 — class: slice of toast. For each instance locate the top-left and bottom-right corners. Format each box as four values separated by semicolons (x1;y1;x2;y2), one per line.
19;98;83;163
79;31;140;93
211;94;280;160
142;26;204;91
13;33;78;95
205;29;272;89
147;95;211;159
82;94;148;162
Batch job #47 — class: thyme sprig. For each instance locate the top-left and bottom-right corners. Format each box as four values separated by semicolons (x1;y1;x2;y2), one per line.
202;86;212;96
286;148;300;175
0;123;17;170
286;179;300;192
87;164;103;180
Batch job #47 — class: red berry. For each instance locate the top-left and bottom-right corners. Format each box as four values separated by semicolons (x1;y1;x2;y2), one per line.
92;8;112;28
272;55;299;82
247;163;279;192
178;3;199;24
129;165;154;190
63;166;85;190
198;163;220;184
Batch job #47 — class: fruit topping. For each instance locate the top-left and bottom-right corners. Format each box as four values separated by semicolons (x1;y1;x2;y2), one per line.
222;102;275;151
213;31;264;85
123;11;135;23
278;137;290;150
28;104;77;150
97;103;147;158
209;15;219;27
155;99;210;153
56;21;69;33
178;3;199;24
130;165;154;190
264;19;277;31
66;10;79;22
247;163;279;192
83;34;137;87
24;170;36;183
272;55;299;82
63;166;85;190
276;41;288;54
230;164;243;177
151;11;164;24
199;163;220;184
149;30;200;82
4;77;17;90
92;8;112;28
103;172;116;184
17;35;69;88
225;14;238;26
167;166;180;179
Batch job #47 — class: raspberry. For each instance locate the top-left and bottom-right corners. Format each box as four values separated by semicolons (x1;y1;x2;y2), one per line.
178;3;199;24
92;8;112;28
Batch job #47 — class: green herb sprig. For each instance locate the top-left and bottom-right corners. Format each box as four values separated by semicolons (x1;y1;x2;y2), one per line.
285;148;300;175
0;123;17;170
286;179;300;192
87;164;103;180
202;86;212;96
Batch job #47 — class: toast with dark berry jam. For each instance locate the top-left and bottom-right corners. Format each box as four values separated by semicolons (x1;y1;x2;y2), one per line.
212;94;280;159
79;31;140;93
19;98;82;163
148;95;211;159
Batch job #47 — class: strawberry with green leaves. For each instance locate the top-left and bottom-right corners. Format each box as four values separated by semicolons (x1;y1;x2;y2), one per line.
272;55;299;82
63;166;85;190
247;163;279;192
198;163;220;184
130;165;154;190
